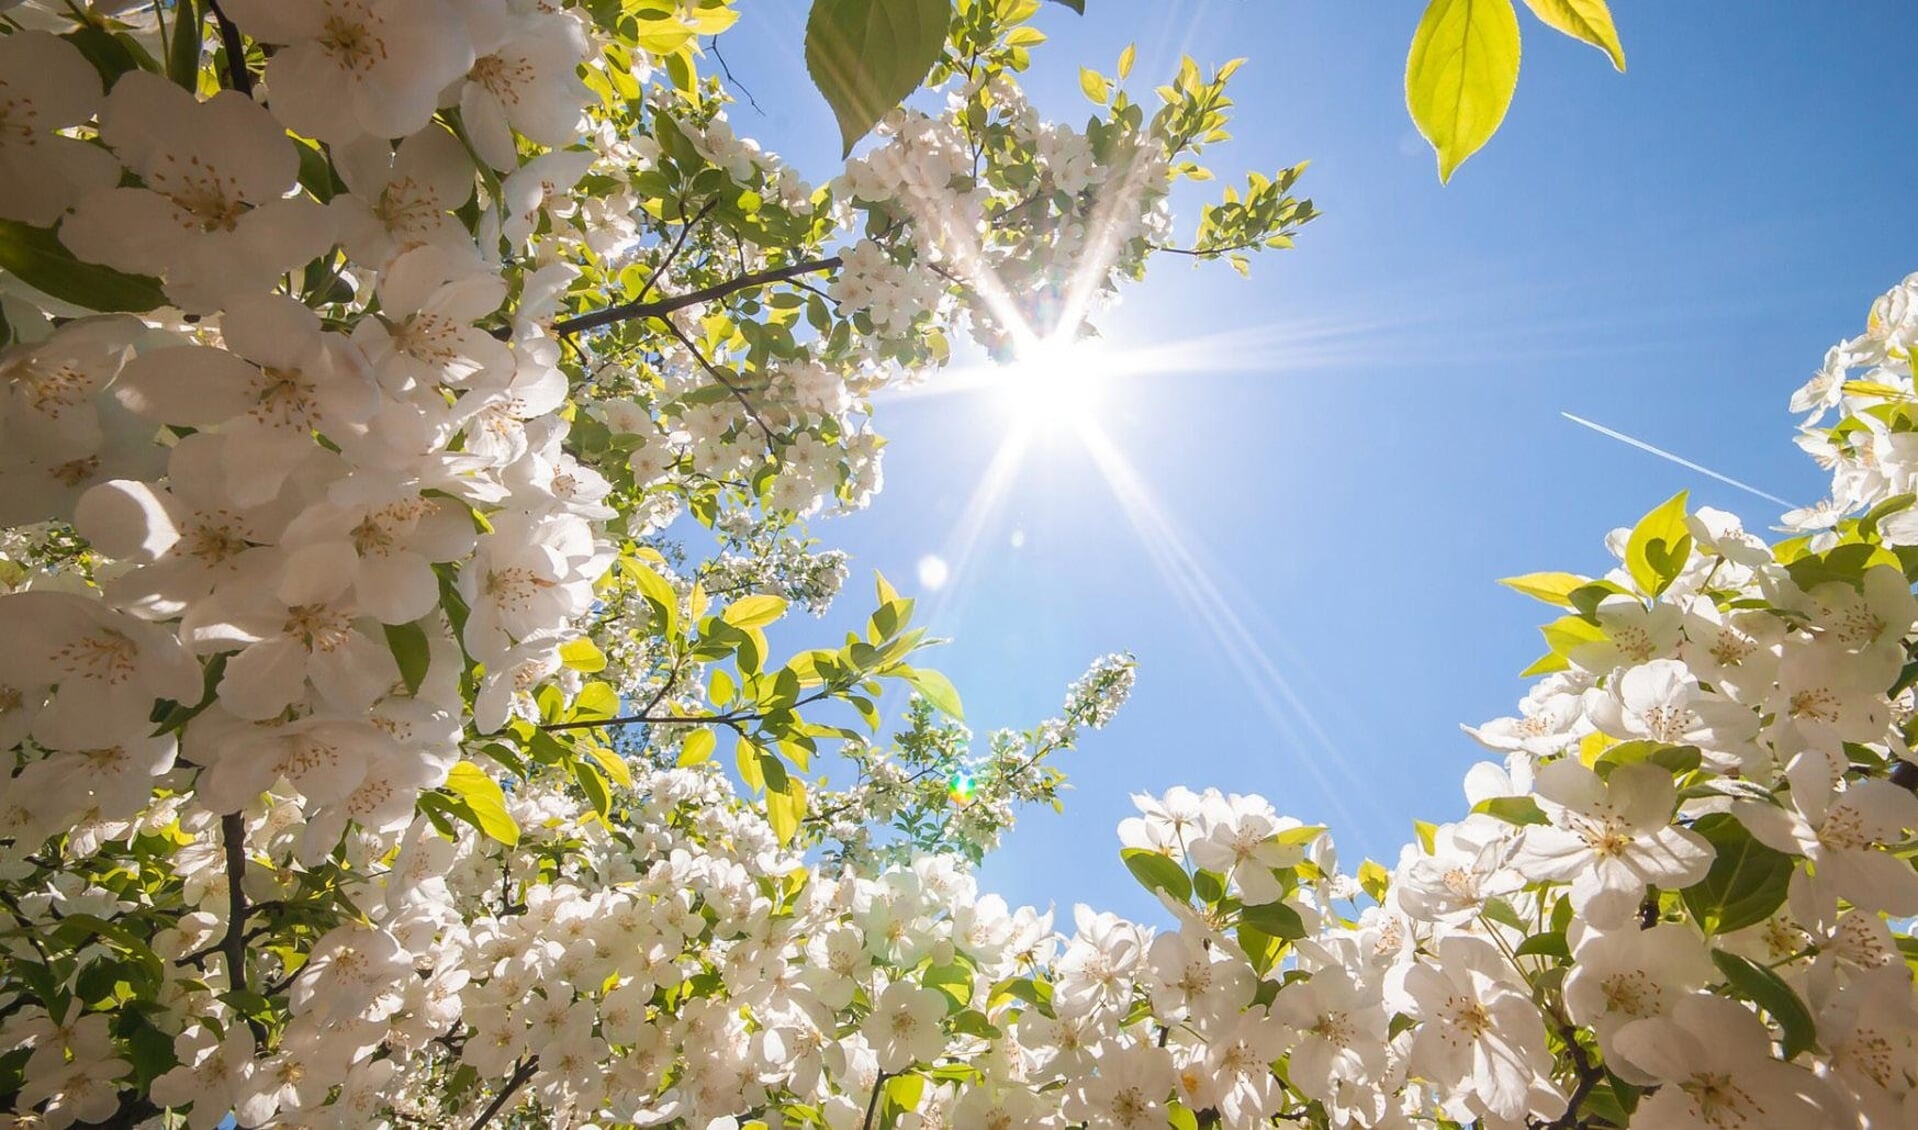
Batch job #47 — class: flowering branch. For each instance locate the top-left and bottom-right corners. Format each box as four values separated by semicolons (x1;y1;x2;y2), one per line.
551;256;843;336
658;316;776;445
860;1070;893;1130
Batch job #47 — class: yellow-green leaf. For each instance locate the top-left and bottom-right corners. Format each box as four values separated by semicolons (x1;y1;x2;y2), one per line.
766;777;806;845
722;593;788;629
1519;0;1624;70
560;637;607;672
1079;67;1110;103
1405;0;1522;183
1624;490;1692;597
678;727;716;767
901;666;963;720
1498;571;1588;606
1118;43;1136;79
588;744;633;789
445;762;519;846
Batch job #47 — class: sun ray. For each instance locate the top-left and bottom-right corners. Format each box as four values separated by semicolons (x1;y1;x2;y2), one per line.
923;420;1035;628
1074;421;1372;832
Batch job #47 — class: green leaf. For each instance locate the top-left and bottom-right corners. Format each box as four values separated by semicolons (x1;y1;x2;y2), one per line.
1238;899;1306;940
803;0;950;156
1167;1102;1200;1130
900;666;964;721
677;727;717;767
1712;950;1817;1059
1120;847;1192;905
444;762;519;846
1405;0;1522;183
1471;795;1549;826
722;593;788;629
1624;491;1692;597
1499;571;1588;606
0;219;166;313
923;961;973;1012
884;1072;926;1110
572;758;611;818
166;0;203;89
559;637;607;672
1519;0;1624;70
1514;930;1570;959
1050;0;1086;12
1680;812;1792;935
383;622;431;696
1594;741;1700;779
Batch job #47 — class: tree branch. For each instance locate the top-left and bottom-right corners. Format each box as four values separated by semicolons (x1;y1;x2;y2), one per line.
552;256;842;336
470;1057;538;1130
219;813;250;995
861;1070;893;1130
541;685;839;733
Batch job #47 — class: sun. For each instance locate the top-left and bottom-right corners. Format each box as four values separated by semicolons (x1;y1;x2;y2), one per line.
990;334;1110;433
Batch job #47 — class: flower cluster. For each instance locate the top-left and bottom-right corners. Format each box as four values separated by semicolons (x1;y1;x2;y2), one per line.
0;0;1321;1126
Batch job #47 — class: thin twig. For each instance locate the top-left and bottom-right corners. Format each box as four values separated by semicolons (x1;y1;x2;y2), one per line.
639;197;720;307
542;685;839;733
553;256;842;336
659;316;776;446
707;36;763;115
205;0;252;96
469;1057;538;1130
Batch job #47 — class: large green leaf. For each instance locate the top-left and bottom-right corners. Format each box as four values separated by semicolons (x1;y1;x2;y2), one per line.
1405;0;1522;183
0;219;166;313
804;0;950;155
383;622;431;697
1680;812;1792;935
1712;950;1816;1059
1121;848;1192;905
1519;0;1624;70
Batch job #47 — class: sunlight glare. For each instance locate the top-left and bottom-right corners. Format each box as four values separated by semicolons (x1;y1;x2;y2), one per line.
992;335;1110;433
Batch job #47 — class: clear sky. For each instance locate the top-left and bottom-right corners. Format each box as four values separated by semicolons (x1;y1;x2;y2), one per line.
721;1;1918;923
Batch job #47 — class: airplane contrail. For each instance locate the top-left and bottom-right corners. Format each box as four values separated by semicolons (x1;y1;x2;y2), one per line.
1561;412;1797;508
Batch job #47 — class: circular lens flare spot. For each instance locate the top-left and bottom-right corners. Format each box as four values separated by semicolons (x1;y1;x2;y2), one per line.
947;767;977;806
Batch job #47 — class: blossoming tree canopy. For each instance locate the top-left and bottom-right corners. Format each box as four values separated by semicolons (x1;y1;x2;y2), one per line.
0;0;1914;1125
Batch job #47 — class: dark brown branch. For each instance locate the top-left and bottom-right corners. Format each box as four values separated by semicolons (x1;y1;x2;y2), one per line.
219;813;249;992
552;256;841;336
470;1057;538;1130
861;1070;893;1130
1534;1025;1603;1130
205;0;252;96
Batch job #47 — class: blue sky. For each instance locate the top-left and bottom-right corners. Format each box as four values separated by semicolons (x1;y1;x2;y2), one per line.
721;2;1918;923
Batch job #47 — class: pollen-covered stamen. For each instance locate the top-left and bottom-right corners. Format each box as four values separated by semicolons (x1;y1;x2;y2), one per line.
250;366;322;430
55;630;140;685
283;603;354;652
1311;1010;1355;1048
185;517;250;567
51;455;100;487
9;360;93;417
320;5;389;75
470;54;536;105
150;154;248;232
1683;1071;1762;1128
1598;970;1658;1017
482;566;554;611
1788;686;1841;723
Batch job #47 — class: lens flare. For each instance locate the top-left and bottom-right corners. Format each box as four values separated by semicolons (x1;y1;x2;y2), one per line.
947;767;977;806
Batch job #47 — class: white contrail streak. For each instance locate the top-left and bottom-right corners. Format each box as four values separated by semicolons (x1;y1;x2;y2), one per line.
1561;412;1796;508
